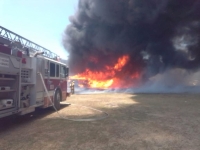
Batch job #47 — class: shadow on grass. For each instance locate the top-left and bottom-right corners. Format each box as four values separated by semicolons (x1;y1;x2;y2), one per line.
0;103;71;133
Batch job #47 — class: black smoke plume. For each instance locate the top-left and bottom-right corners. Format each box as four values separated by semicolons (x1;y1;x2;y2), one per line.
63;0;200;80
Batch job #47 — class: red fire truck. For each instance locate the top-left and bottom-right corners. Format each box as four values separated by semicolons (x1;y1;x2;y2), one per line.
0;26;69;118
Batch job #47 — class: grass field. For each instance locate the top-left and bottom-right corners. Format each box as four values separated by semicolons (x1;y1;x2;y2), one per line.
0;93;200;150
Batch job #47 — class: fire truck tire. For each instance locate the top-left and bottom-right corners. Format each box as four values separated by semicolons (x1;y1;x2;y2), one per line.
54;90;61;110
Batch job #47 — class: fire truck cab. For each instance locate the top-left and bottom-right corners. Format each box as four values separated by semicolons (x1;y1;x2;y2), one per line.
0;26;69;118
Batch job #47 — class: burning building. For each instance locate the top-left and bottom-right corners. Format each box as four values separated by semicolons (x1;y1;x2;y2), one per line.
63;0;200;90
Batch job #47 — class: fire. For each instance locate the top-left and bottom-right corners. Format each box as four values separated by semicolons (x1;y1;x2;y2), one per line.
114;55;129;71
70;55;140;89
88;79;114;88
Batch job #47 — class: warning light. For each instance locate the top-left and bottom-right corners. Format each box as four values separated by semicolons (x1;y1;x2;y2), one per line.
22;58;26;64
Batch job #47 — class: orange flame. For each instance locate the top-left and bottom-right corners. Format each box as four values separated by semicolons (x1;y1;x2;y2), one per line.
70;55;140;89
114;55;129;71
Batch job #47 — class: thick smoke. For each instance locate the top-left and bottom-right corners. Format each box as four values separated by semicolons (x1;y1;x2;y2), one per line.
63;0;200;84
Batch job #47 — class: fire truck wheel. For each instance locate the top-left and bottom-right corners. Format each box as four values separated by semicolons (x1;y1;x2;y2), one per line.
54;90;61;110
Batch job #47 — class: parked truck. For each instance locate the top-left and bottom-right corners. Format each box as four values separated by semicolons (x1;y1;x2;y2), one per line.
0;26;69;118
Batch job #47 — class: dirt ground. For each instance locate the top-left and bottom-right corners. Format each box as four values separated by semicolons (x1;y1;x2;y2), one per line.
0;93;200;150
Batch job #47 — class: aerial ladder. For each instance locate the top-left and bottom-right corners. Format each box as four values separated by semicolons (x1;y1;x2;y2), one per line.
0;26;59;59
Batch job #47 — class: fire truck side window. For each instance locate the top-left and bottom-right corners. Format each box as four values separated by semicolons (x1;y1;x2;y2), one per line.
60;65;65;78
56;64;59;77
50;62;55;77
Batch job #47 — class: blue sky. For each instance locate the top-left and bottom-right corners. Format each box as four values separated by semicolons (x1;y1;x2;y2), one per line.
0;0;78;59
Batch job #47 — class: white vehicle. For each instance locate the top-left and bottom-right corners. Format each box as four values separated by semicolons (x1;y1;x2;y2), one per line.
0;26;69;118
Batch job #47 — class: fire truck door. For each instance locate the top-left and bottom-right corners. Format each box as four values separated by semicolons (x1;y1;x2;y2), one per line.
48;62;62;90
60;65;67;100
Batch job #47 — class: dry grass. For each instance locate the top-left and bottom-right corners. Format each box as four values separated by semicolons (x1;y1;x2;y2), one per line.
0;93;200;150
